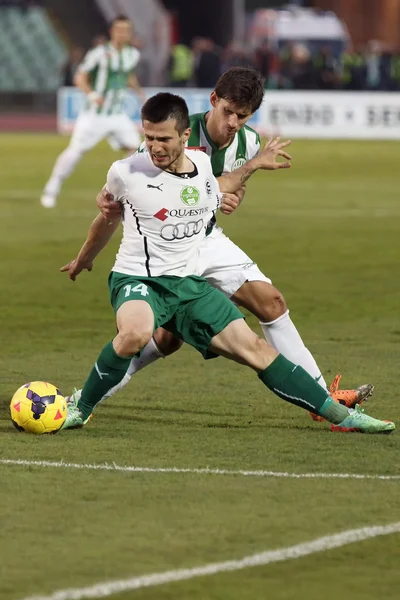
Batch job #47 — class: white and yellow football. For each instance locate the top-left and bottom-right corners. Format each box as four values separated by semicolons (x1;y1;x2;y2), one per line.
10;381;67;434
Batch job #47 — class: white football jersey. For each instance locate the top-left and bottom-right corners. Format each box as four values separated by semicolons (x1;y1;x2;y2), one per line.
107;149;221;277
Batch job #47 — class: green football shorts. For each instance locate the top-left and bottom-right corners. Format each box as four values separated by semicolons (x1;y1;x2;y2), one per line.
108;272;243;358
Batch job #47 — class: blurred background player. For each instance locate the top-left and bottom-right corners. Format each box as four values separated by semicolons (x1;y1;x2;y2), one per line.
40;14;145;209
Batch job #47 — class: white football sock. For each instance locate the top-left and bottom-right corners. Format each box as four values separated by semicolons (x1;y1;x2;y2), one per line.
43;147;83;199
100;337;164;402
260;310;328;390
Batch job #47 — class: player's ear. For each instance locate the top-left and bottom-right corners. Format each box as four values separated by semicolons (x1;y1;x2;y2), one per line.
182;127;191;143
210;91;219;108
210;91;218;108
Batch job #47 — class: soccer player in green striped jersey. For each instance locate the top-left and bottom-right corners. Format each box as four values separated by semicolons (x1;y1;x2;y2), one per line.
95;68;374;428
188;110;260;177
41;15;145;209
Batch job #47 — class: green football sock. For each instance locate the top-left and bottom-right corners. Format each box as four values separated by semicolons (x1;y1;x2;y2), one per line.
78;341;133;420
258;354;348;424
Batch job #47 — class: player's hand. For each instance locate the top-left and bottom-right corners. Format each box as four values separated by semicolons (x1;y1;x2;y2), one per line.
88;91;104;107
60;258;93;281
255;137;292;170
96;188;122;220
220;192;241;215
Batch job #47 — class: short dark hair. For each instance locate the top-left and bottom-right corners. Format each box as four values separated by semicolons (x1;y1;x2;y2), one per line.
141;93;190;134
111;14;130;26
214;67;265;113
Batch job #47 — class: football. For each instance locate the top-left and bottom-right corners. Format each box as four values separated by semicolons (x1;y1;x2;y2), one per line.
10;381;67;434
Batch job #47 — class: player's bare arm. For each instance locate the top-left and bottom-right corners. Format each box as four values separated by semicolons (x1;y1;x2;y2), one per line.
218;137;292;193
60;212;121;281
128;73;146;103
74;71;104;107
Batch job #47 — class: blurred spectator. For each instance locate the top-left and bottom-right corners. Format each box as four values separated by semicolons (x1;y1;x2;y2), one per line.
254;38;278;87
281;43;317;90
169;43;193;87
365;40;382;90
390;49;400;91
365;41;393;91
60;46;84;87
222;42;254;72
340;49;365;90
194;38;221;88
314;45;340;90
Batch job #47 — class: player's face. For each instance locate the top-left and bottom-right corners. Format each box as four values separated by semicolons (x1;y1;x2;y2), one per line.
143;119;191;170
110;20;133;46
210;92;254;138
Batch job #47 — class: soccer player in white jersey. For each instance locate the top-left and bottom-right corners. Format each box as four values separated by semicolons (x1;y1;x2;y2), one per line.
41;15;145;209
60;92;393;434
96;68;374;427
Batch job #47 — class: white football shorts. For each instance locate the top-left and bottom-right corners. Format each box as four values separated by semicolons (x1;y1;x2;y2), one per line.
197;226;271;298
69;112;140;152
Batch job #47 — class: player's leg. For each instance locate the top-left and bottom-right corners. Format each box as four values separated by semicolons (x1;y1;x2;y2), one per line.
232;280;374;416
41;113;106;208
63;299;154;429
200;228;373;414
107;114;140;154
208;318;394;433
200;228;327;384
100;327;183;401
63;274;180;428
175;280;341;420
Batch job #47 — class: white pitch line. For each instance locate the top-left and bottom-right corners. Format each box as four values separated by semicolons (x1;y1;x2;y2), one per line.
1;458;400;481
21;522;400;600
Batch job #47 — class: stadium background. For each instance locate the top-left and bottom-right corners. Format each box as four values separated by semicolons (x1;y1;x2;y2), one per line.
1;0;400;134
1;2;399;600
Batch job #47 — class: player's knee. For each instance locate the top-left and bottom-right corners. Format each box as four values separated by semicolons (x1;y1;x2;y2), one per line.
258;287;287;322
250;337;277;371
116;327;153;355
153;328;183;356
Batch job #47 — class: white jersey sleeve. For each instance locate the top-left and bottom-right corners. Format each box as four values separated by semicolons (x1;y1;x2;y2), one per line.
127;47;141;72
106;162;128;202
246;128;261;159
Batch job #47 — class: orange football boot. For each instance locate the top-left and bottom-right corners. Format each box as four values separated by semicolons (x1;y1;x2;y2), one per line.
310;374;374;422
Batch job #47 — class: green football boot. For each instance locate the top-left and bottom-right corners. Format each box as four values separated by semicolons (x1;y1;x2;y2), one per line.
331;404;395;434
61;389;91;430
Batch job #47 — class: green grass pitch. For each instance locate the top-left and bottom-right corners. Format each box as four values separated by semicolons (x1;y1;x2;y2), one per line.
0;134;399;600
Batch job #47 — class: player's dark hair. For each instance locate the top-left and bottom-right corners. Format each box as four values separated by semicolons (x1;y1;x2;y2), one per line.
111;14;130;26
141;93;190;134
214;67;265;113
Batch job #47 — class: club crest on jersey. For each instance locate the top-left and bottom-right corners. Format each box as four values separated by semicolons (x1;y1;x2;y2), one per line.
180;185;200;207
232;157;246;170
205;178;212;198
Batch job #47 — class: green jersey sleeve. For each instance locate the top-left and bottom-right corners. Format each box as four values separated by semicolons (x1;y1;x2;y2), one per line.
188;113;204;147
78;47;103;73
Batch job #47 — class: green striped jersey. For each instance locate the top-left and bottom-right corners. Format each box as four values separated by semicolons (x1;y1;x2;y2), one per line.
79;43;140;115
188;112;261;176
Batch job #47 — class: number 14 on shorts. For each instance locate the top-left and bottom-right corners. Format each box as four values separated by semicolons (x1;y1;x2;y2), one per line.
123;283;149;298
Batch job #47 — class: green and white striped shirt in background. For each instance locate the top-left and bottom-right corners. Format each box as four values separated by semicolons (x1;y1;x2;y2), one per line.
79;43;140;115
188;112;261;176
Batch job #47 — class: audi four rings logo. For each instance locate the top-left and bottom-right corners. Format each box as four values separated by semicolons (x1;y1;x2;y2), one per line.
160;219;204;241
